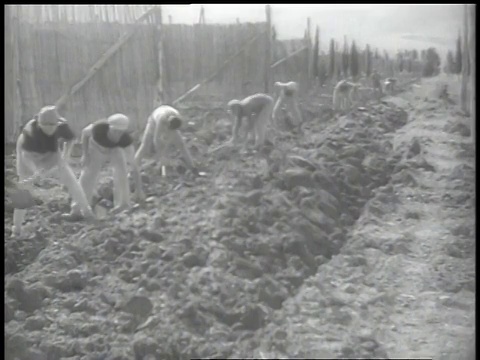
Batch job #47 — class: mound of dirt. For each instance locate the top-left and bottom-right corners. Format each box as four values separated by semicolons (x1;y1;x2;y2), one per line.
4;98;409;360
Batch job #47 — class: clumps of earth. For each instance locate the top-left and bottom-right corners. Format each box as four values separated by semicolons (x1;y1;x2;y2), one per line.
3;88;466;359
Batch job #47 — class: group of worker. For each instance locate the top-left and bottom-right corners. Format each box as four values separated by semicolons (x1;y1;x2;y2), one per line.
9;72;392;238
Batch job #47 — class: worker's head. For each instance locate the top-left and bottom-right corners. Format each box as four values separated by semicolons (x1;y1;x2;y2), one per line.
227;100;242;117
107;113;130;140
37;106;63;136
168;116;182;130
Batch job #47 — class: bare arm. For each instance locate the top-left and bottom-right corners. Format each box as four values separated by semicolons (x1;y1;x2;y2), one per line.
81;125;93;164
231;113;243;145
124;144;145;200
61;140;75;162
172;130;196;171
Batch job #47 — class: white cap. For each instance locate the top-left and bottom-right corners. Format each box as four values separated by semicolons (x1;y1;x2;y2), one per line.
38;105;62;126
274;81;298;92
227;99;240;108
107;113;130;131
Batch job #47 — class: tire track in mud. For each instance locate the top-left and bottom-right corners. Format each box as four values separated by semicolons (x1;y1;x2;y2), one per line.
6;96;412;359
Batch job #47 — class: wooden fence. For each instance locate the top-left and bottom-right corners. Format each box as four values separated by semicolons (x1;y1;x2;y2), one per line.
8;5;410;144
13;20;270;135
5;5;281;142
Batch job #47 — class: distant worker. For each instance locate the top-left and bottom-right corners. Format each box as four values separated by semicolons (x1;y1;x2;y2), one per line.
272;81;303;133
135;105;198;176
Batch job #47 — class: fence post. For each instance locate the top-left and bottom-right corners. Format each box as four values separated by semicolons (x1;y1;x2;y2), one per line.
468;4;475;148
312;25;319;87
460;4;469;114
154;6;168;106
4;5;22;144
265;5;272;94
54;6;158;111
306;18;313;82
199;5;205;24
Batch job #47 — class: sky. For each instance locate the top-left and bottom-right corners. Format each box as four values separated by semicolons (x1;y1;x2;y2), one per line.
161;4;464;56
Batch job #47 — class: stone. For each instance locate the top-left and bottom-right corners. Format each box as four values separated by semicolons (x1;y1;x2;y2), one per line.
24;348;48;360
132;337;158;359
240;190;264;206
258;287;287;310
182;251;208;268
66;269;88;291
240;304;266;330
140;229;165;243
5;302;15;323
283;168;316;189
24;316;47;331
122;296;153;318
17;284;47;313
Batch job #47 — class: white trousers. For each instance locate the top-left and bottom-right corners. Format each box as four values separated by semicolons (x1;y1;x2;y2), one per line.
71;139;134;215
13;134;93;235
272;94;303;130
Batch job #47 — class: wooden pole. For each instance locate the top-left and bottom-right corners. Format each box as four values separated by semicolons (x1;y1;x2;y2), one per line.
468;4;475;147
270;46;308;69
172;84;201;106
313;25;319;81
265;5;272;93
5;5;15;143
154;6;167;106
172;31;266;105
306;17;313;78
4;5;22;143
460;4;469;114
198;5;205;24
54;6;158;110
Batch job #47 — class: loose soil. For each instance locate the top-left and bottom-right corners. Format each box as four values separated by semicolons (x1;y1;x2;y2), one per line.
5;74;475;360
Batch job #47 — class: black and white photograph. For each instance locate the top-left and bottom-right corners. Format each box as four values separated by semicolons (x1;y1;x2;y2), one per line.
4;4;475;359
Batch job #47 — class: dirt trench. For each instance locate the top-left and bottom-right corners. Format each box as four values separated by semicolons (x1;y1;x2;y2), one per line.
5;79;471;360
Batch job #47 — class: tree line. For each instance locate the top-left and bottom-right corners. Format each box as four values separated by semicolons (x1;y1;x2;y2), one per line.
310;28;443;85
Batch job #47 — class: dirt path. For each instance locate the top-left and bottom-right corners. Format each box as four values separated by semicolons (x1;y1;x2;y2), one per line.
255;76;475;359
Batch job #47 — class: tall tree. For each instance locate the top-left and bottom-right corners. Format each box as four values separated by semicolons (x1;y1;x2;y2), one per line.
445;51;455;74
350;40;359;80
455;34;463;74
318;58;327;86
407;58;413;73
422;47;441;77
412;49;418;60
329;38;335;79
398;53;404;72
460;4;469;113
365;44;372;77
420;49;427;61
312;26;320;79
342;37;349;78
468;5;475;145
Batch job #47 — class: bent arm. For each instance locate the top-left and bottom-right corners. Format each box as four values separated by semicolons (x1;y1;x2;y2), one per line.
62;140;75;162
125;144;144;199
172;130;195;170
81;125;93;159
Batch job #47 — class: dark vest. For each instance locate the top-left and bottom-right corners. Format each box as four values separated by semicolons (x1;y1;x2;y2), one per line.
91;119;133;149
21;119;75;154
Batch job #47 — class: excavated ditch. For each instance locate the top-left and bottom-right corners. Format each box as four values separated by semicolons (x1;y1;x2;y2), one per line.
5;99;410;360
